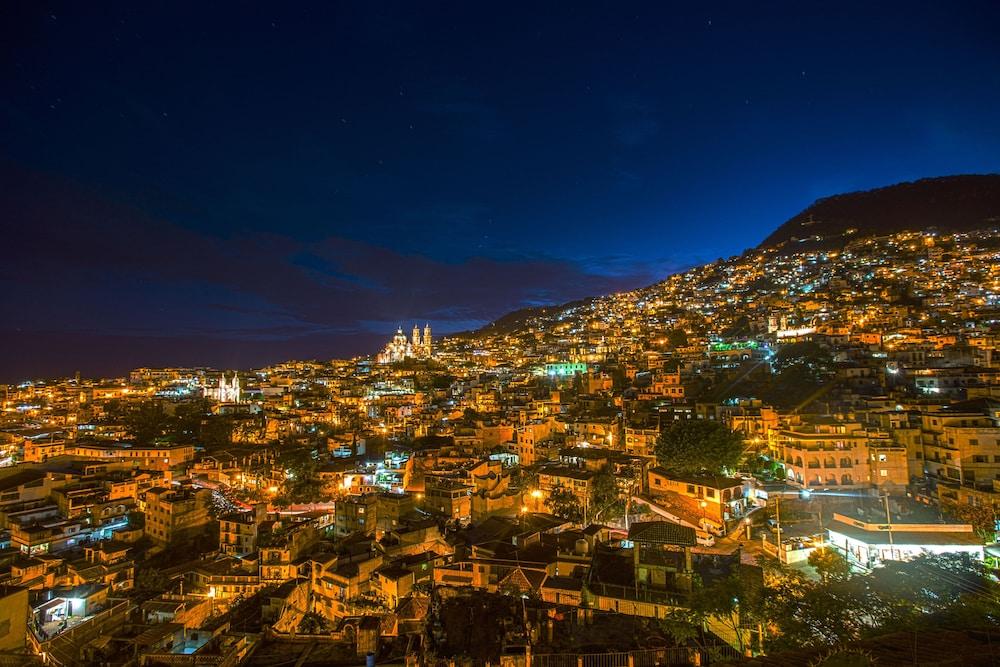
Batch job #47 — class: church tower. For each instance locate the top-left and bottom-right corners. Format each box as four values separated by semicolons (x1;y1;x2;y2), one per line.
423;323;432;358
412;324;421;351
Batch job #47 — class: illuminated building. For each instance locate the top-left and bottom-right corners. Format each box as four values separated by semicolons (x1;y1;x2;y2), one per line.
203;373;241;403
377;324;432;364
827;511;983;570
540;362;588;377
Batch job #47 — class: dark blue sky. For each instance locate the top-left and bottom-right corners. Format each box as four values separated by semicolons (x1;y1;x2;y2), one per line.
2;2;1000;379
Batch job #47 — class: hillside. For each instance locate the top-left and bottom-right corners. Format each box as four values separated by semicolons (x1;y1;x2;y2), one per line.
467;174;1000;340
759;174;1000;250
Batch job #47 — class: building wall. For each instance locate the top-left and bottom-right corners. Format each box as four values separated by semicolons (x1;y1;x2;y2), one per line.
868;446;909;492
0;586;28;651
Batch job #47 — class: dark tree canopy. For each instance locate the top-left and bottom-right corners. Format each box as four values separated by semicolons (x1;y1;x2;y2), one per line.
655;420;745;475
667;328;689;348
590;468;625;523
544;484;583;523
808;547;851;583
759;552;999;652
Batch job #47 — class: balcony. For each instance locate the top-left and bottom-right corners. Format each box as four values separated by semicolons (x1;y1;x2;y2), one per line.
588;581;688;608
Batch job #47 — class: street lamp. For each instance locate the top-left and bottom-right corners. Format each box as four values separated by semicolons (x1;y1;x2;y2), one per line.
529;488;543;512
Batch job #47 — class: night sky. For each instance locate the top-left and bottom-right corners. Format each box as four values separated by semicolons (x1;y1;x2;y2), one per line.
3;2;1000;380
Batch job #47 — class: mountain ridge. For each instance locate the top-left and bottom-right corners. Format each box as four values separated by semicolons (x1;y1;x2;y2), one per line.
473;174;1000;334
759;174;1000;250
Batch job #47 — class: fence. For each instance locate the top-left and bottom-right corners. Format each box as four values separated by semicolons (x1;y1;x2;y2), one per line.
36;600;133;666
531;646;743;667
138;655;224;666
586;582;686;608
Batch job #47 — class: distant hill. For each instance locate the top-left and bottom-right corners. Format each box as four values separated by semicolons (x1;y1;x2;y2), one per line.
453;298;594;338
466;174;1000;339
759;174;1000;250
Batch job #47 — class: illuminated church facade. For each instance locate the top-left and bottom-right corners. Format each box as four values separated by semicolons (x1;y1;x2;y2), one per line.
377;324;432;364
203;373;242;403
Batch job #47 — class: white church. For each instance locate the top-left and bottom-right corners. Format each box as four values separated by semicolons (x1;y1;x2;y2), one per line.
203;373;242;403
376;324;432;364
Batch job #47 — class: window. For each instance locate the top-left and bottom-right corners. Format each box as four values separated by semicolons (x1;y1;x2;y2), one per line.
969;439;979;446
880;470;888;477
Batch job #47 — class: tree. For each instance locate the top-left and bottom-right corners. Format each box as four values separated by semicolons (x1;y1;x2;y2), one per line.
171;398;212;443
722;315;752;338
275;447;325;504
667;328;689;348
943;502;997;542
763;568;871;649
773;340;831;371
744;454;780;479
863;552;995;634
760;552;1000;652
123;401;171;444
544;485;583;523
655;420;745;475
298;612;332;634
135;567;171;594
763;340;836;410
463;407;485;422
590;469;624;523
808;548;851;583
666;568;765;654
201;414;235;449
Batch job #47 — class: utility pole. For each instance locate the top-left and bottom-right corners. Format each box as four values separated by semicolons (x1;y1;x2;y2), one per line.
882;492;894;561
774;495;782;565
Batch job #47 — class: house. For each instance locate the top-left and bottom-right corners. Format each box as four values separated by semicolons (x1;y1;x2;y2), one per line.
540;575;584;606
144;486;212;548
647;468;747;532
423;478;472;521
335;494;378;536
586;521;696;619
373;565;414;609
218;504;269;555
